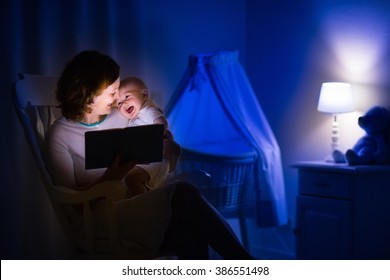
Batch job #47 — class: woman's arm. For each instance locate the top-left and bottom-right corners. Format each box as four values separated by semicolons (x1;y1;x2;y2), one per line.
44;126;78;188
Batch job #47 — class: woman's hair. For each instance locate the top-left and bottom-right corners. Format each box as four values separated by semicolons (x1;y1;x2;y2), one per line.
56;50;120;121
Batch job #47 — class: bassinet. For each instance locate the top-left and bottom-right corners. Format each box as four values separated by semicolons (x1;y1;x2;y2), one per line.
166;50;288;228
175;141;257;212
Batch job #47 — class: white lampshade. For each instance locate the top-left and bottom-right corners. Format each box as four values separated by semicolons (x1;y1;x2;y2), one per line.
317;82;354;114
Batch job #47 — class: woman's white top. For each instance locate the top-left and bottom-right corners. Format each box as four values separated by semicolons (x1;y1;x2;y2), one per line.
44;109;129;188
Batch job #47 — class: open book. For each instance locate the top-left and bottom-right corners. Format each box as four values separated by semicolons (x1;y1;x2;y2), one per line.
85;124;164;169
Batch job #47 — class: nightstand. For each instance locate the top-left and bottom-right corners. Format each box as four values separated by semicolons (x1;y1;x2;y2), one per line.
292;161;390;260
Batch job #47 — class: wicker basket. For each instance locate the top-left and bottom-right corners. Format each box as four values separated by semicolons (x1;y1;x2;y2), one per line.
175;144;257;212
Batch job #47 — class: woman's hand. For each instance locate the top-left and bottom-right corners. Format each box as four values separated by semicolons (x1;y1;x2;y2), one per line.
101;153;137;182
79;154;136;191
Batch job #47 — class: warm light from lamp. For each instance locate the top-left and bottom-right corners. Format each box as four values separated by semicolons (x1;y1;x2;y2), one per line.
322;6;388;83
317;82;354;114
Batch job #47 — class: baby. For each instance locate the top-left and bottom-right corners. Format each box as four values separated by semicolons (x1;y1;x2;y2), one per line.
116;76;176;195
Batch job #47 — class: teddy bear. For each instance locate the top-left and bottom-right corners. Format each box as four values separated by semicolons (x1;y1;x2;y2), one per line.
332;106;390;165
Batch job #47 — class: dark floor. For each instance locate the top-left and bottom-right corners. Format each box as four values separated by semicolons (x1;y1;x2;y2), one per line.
225;215;296;260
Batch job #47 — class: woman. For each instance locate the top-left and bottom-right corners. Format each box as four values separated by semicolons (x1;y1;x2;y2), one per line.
44;50;254;260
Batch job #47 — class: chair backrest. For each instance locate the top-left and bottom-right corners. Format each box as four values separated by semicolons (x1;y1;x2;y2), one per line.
12;73;80;255
13;73;60;177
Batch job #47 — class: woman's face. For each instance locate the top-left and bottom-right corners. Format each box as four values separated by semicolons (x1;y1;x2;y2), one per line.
90;78;120;116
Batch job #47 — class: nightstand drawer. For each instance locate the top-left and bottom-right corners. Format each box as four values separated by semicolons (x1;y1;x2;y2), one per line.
299;170;353;199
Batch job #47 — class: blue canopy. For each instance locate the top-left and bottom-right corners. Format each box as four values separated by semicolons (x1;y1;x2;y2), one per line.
165;50;287;227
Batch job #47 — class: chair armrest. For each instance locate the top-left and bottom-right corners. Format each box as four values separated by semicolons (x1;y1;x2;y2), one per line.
49;181;126;255
49;180;127;204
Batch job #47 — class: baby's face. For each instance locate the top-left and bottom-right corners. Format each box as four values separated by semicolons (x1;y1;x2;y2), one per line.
117;83;147;120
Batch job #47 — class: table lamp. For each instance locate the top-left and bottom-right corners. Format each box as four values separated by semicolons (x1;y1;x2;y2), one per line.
317;82;354;162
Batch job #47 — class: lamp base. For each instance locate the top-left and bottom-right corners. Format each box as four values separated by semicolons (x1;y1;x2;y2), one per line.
324;155;335;162
324;150;347;164
323;156;345;164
